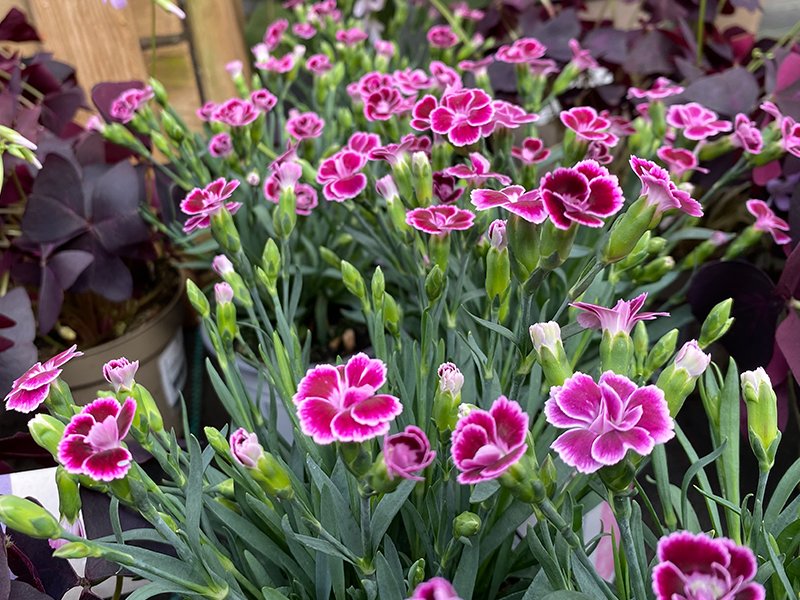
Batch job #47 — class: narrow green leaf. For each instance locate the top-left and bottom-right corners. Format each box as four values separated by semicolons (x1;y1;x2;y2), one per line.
462;308;519;347
262;587;292;600
470;481;500;503
453;539;480;599
371;480;415;548
718;358;741;541
375;552;404;600
680;439;727;531
764;531;795;598
764;456;800;531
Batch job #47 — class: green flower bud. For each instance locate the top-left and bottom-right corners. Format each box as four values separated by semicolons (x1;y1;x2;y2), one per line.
603;196;658;264
53;541;100;559
56;467;82;523
211;208;241;254
681;233;731;270
647;236;667;255
425;265;445;304
433;363;463;432
600;330;634;376
698;298;734;349
148;78;169;105
319;246;341;269
408;559;426;592
539;454;558;497
613;231;652;273
371;267;385;308
429;233;450;273
339;442;373;479
28;414;65;457
274;187;298;240
365;455;400;495
256;453;294;500
186;279;210;318
411;151;432;206
341;260;368;306
102;123;142;150
633;256;675;284
150;132;175;159
262;239;281;293
0;496;62;539
742;368;780;469
213;478;236;500
131;384;164;434
498;454;540;503
392;155;414;202
507;215;541;281
633;321;649;375
205;426;230;456
529;322;571;386
538;220;577;271
160;110;185;142
644;328;678;379
384;293;402;335
453;511;481;539
724;226;763;260
486;247;511;302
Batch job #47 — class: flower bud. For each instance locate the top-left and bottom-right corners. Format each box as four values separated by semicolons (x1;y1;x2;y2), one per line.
53;541;100;559
186;279;210;318
376;175;398;203
211;208;241;254
633;321;649;374
433;363;463;432
411;152;433;206
215;283;237;344
256;452;294;500
205;426;230;456
384;293;402;335
539;454;558;498
215;282;234;304
408;559;426;591
230;428;262;468
148;77;169;106
160;110;185;143
425;265;445;304
487;219;507;251
538;220;577;271
507;216;541;281
633;256;675;284
600;329;634;377
319;246;341;269
742;368;780;469
0;496;62;539
529;322;571;386
212;255;234;276
28;414;65;457
453;511;481;539
644;329;678;379
341;261;368;306
723;226;762;260
55;467;82;523
681;233;731;270
486;221;511;302
262;239;281;294
674;340;711;377
371;267;385;308
657;339;709;417
698;298;734;349
131;384;164;434
603;196;658;264
392;154;414;201
102;357;139;393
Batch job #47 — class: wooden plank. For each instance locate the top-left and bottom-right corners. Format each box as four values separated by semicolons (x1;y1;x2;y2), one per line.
130;0;184;40
185;0;249;102
28;0;148;93
149;41;202;130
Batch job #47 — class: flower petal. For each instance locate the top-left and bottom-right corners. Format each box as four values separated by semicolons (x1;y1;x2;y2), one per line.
489;396;528;449
345;353;387;390
551;428;602;473
330;410;389;442
294;365;341;405
83;447;132;481
350;393;402;426
83;398;122;423
297;398;339;444
58;434;93;473
551;373;601;423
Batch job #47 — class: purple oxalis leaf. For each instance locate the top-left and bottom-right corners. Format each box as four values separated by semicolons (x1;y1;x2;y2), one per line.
0;288;37;399
624;30;674;75
0;8;40;43
22;154;86;245
679;67;759;117
91;80;144;123
36;249;93;334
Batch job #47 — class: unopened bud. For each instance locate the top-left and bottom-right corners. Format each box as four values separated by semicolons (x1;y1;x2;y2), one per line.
657;338;709;416
742;368;780;469
55;467;81;523
341;261;368;306
453;511;481;539
644;329;678;379
211;208;241;254
371;267;385;308
698;298;733;348
0;496;62;539
262;239;281;293
603;196;658;264
529;322;571;386
411;152;432;206
186;279;210;318
425;265;445;304
28;414;65;457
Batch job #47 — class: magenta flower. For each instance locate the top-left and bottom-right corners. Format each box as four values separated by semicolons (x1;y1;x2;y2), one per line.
451;396;528;484
306;54;332;75
666;103;732;140
627;77;684;100
180;179;241;233
4;345;82;413
364;87;405;121
430;61;462;90
406;205;475;235
357;72;394;99
316;150;368;202
630;156;703;217
453;1;484;20
293;353;402;444
295;184;319;216
490;100;538;132
230;428;263;468
410;95;438;131
568;38;598;71
212;99;258;127
374;39;395;57
309;0;341;21
780;117;800;157
746;199;790;245
586;141;613;165
257;52;295;74
336;27;368;46
572;293;668;336
346;132;381;156
458;56;493;74
732;114;763;154
656;147;705;178
102;358;139;393
471;185;547;224
560;107;618;146
110;87;154;123
208;133;233;158
292;22;316;39
251;89;277;113
539;160;624;229
495;37;547;63
58;397;136;481
488;219;507;250
546;372;674;474
384;425;435;481
432;172;464;204
410;578;463;600
263;162;302;202
263;18;288;50
392;68;433;96
427;24;458;49
430;88;495;147
443;152;511;185
286;110;325;140
196;101;217;121
652;531;765;600
512;137;550;164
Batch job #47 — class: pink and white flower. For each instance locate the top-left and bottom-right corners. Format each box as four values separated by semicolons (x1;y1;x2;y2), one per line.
346;132;382;156
410;578;462;600
746;199;791;245
208;133;233;158
4;345;82;413
264;18;288;51
451;396;528;484
495;37;546;63
732;113;763;154
292;22;317;39
212;255;234;276
458;56;493;74
627;77;684;100
430;88;494;147
393;68;433;95
586;141;614;165
560;107;618;146
336;27;368;46
471;185;547;223
432;172;463;204
364;86;405;121
489;100;538;132
488;219;507;250
357;72;394;98
568;38;598;71
212;99;258;127
215;282;234;304
263;162;303;201
629;156;704;217
58;397;136;481
666;103;732;140
316;151;368;202
572;293;668;336
309;0;341;22
443;152;511;185
257;52;296;74
110;87;154;123
251;89;277;113
384;426;435;481
230;428;263;468
781;117;800;157
286;110;325;140
180;178;241;233
427;25;458;49
406;205;475;235
293;353;402;444
539;160;624;229
410;95;438;131
438;362;464;395
102;358;139;393
430;61;462;90
512;137;550;164
656;147;705;178
294;184;319;216
652;531;765;600
546;372;674;474
306;54;332;74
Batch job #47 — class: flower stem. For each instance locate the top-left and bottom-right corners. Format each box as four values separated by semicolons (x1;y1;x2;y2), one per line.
612;494;649;600
749;468;769;545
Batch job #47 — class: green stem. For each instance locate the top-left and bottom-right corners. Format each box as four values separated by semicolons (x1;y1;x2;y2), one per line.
749;469;769;545
428;0;471;46
613;494;648;600
112;575;123;600
361;493;373;568
696;0;709;66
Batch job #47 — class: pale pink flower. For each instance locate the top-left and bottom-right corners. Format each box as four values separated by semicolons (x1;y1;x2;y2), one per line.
529;58;559;77
292;22;317;39
110;87;153;123
384;426;435;481
487;219;507;250
546;371;674;474
410;578;462;600
488;100;538;132
627;77;684;100
673;340;711;378
376;175;398;202
374;39;395;57
58;397;136;481
208;133;233;158
215;282;234;304
406;205;475;235
306;54;332;75
102;358;139;393
458;57;493;74
451;396;528;484
212;255;234;276
568;38;597;71
293;353;402;444
369;134;431;165
438;363;464;394
746;199;790;245
560;107;618;146
230;428;263;468
180;178;241;233
286;110;325;140
364;87;405;121
430;88;494;146
495;37;547;63
430;60;462;90
264;18;288;51
652;532;764;600
444;152;511;185
471;185;547;224
656;147;705;177
310;0;341;22
732;113;763;154
432;172;463;204
336;27;368;46
4;345;82;413
539;160;624;229
666;103;732;140
453;1;484;20
629;156;704;217
257;53;295;73
392;68;433;95
427;24;458;49
572;292;668;336
251;89;278;113
316;151;368;201
49;517;85;551
511;137;550;164
780;117;800;157
346;132;382;155
212;99;258;127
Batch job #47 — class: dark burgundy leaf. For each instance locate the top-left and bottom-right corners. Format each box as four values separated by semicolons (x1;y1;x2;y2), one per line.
583;27;629;64
521;8;581;61
9;521;79;600
0;288;36;399
7;581;54;600
79;591;103;600
0;531;10;600
22;155;86;244
0;8;40;42
679;67;759;116
68;239;132;302
624;30;674;75
88;161;149;251
91;80;144;123
777;240;800;299
49;250;93;290
40;88;84;136
37;262;64;335
776;311;800;388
